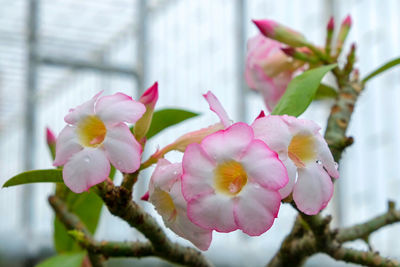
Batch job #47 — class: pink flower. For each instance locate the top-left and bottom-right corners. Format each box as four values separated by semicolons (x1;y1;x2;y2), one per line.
252;115;339;215
54;92;146;193
245;34;303;112
149;159;212;251
182;122;288;236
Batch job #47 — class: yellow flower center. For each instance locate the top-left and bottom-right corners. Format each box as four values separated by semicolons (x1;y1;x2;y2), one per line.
288;134;316;167
151;188;177;222
77;115;107;147
214;161;248;196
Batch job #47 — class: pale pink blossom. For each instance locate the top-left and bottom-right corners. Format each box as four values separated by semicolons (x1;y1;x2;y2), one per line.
182;122;288;236
245;34;304;111
252;115;339;215
149;159;212;250
54;92;146;193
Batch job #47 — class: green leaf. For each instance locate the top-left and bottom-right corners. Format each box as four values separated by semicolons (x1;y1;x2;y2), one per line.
35;252;85;267
2;169;63;188
54;190;103;253
314;84;337;100
272;64;337;116
146;108;199;139
362;57;400;83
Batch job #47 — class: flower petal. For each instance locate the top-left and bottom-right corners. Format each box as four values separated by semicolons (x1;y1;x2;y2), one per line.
282;115;321;135
182;143;216;201
240;139;288;190
203;91;231;128
234;182;281;236
166;182;212;251
53;125;82;166
187;192;237;232
278;157;297;199
293;163;333;215
63;148;110;193
252;115;291;153
95;92;146;125
149;159;181;194
201;122;253;163
316;134;339;178
64;91;101;125
103;123;142;173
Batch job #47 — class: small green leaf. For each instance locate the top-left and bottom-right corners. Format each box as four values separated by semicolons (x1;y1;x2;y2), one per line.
3;169;63;188
362;57;400;83
146;108;199;139
272;64;337;116
314;84;338;100
35;252;85;267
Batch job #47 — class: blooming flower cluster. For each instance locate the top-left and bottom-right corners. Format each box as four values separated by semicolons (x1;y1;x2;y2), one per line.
54;87;338;250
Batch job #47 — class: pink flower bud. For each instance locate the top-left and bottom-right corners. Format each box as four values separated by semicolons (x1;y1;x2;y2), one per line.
327;17;335;31
139;82;159;109
252;19;307;47
342;15;352;27
135;82;159;141
141;191;150;201
46;127;56;146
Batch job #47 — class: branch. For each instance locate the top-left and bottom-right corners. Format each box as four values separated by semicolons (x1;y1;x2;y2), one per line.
69;230;154;258
337;201;400;243
325;244;400;267
96;182;212;267
48;195;106;267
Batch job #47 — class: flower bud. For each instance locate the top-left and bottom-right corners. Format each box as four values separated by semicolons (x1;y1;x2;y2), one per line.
46;127;56;159
336;15;352;55
252;19;308;47
134;82;159;142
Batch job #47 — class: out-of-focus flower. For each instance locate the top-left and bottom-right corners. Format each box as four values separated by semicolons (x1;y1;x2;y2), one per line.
134;82;159;142
252;115;339;215
182;122;288;236
54;92;146;193
149;159;212;251
245;34;304;111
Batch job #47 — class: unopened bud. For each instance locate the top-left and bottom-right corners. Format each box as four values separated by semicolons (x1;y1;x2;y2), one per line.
46;127;56;159
252;19;308;47
327;17;335;31
336;15;352;56
134;82;159;142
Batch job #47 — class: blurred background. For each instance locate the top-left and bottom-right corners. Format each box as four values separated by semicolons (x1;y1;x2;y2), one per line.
0;0;400;266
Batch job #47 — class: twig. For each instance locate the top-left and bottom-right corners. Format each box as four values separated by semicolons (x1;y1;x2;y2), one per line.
337;201;400;243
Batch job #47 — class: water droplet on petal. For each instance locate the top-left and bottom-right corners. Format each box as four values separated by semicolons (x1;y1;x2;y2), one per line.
316;160;322;165
84;157;90;163
173;171;178;175
334;162;339;169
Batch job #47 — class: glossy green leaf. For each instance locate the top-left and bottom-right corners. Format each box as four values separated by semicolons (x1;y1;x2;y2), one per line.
272;64;337;116
362;57;400;83
146;108;199;139
2;169;63;188
54;189;103;253
35;252;85;267
314;84;337;100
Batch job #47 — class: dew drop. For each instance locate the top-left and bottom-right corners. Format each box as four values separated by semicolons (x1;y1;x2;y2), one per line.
173;171;178;175
84;157;90;163
334;162;339;169
316;160;322;165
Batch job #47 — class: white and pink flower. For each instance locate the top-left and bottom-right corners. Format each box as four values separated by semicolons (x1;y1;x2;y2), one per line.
54;92;146;193
252;115;339;215
181;122;288;236
245;33;304;112
148;159;212;251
